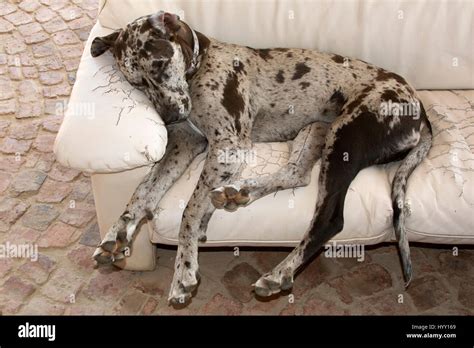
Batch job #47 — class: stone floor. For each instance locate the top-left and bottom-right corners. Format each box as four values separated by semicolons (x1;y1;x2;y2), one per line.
0;0;473;316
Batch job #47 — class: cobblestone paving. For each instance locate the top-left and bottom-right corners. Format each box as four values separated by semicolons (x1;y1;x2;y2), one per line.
0;0;473;315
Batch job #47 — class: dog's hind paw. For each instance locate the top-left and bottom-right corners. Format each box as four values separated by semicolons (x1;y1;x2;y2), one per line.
210;185;250;212
253;272;294;298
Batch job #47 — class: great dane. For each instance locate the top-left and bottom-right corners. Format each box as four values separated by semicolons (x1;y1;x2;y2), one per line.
90;11;432;304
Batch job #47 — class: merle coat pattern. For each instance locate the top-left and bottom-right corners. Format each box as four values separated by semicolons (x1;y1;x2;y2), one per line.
90;11;432;304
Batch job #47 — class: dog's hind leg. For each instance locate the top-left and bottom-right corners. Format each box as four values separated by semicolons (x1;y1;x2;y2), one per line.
253;108;428;297
253;120;358;297
210;122;329;211
93;122;207;264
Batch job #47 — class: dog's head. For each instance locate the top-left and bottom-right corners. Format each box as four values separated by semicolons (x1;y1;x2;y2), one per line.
91;11;209;124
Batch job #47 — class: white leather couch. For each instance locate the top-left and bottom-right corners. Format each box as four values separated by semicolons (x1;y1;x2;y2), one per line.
54;0;474;271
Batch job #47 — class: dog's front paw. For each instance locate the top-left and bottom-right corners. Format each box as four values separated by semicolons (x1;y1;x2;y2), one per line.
168;285;194;306
168;266;200;306
253;271;294;298
92;239;129;265
210;185;250;212
92;223;130;266
92;246;115;264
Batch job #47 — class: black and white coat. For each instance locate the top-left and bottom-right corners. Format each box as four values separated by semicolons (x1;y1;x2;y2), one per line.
90;11;432;304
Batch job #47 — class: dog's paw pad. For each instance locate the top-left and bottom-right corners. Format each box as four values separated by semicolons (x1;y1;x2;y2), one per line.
168;292;192;306
210;185;250;211
93;239;129;266
210;187;227;208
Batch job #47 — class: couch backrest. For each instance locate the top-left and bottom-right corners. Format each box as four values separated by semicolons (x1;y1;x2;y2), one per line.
97;0;473;90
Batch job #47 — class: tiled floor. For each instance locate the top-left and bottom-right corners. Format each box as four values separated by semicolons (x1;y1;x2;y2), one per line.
0;0;473;315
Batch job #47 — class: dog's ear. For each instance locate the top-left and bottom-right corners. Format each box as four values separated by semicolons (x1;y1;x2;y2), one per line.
148;11;181;37
90;31;120;57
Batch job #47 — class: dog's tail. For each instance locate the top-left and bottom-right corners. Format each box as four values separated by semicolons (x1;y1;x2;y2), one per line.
391;104;432;288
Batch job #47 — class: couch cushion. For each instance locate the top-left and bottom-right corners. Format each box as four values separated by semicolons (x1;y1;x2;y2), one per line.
54;23;168;173
97;0;473;90
151;90;474;246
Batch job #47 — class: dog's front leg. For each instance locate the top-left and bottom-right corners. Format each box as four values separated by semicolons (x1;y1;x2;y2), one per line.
168;143;249;305
93;122;207;264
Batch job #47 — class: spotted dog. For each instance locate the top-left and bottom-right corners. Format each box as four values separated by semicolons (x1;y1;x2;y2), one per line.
90;11;432;304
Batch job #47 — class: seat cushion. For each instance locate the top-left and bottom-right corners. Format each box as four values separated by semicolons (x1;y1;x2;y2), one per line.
54;23;168;173
151;90;474;246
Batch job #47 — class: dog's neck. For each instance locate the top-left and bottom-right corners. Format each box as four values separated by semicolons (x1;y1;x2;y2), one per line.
174;21;210;81
157;22;210;126
186;28;200;76
175;25;208;135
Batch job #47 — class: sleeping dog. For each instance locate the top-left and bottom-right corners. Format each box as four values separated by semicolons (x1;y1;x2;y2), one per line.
90;11;432;304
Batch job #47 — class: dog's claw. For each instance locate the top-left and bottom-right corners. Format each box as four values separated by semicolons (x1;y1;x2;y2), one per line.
114;252;125;260
167;282;196;306
210;185;250;211
168;292;193;306
93;238;129;266
254;278;281;297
